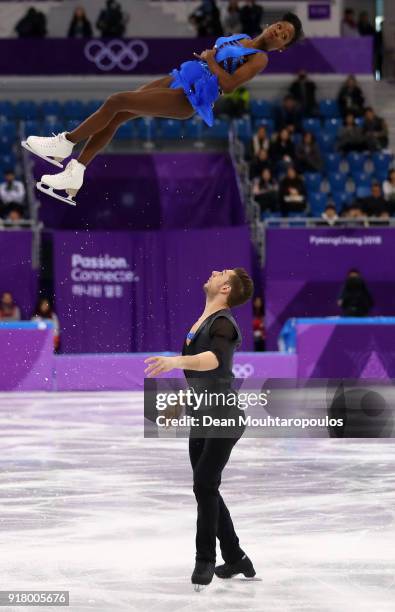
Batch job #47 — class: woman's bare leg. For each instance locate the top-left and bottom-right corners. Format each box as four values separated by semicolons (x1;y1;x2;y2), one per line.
68;77;193;145
77;77;174;166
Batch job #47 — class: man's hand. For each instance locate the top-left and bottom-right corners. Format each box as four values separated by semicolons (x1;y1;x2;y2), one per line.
163;402;183;424
193;49;216;62
144;355;179;378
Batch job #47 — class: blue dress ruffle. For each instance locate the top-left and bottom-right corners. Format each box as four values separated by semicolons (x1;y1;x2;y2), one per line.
170;34;263;127
170;60;219;127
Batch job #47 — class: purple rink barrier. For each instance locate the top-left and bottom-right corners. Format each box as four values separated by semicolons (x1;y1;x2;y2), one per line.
0;322;53;391
296;319;395;379
0;232;38;318
265;228;395;351
35;153;244;231
0;37;372;76
54;352;297;391
53;226;254;354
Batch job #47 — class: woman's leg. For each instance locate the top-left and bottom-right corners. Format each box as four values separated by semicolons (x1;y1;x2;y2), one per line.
77;111;137;166
68;81;194;144
77;76;175;166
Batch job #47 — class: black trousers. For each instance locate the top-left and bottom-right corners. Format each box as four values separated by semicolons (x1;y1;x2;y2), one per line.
189;435;245;564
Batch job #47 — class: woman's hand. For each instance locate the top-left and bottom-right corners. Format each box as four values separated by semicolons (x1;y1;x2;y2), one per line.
144;355;180;378
193;49;216;62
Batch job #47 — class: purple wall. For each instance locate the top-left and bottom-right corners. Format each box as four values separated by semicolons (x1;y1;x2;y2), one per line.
35;153;244;231
54;352;297;391
53;226;254;354
297;321;395;379
0;232;38;319
265;229;395;350
0;38;373;75
0;324;53;391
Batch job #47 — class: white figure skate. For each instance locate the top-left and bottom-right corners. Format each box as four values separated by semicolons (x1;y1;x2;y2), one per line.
21;132;74;168
36;159;85;206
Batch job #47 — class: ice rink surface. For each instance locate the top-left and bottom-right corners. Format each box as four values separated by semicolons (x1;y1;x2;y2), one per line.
0;391;394;612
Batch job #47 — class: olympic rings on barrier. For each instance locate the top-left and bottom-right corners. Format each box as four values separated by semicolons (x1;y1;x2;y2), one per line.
84;39;149;72
232;363;255;378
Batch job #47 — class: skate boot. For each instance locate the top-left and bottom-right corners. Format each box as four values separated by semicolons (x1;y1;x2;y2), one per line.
215;555;256;579
22;132;74;168
191;560;215;592
36;159;85;206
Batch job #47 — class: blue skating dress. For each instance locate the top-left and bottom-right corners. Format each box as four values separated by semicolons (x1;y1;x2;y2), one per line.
170;34;264;127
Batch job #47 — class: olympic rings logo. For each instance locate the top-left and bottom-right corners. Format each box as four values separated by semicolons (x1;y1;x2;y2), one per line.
84;39;149;72
232;363;255;378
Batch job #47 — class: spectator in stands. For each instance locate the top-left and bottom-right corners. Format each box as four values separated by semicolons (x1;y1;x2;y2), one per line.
279;166;307;215
15;7;47;38
337;112;364;153
5;209;24;229
269;128;295;167
0;292;21;321
0;170;26;218
362;107;389;151
189;0;223;37
252;296;265;351
274;95;302;133
382;169;395;207
68;7;93;38
341;9;359;38
223;0;242;34
321;204;339;226
358;11;375;37
382;18;395;80
337;75;365;117
253;168;278;213
295;131;322;173
215;86;249;118
360;182;388;217
370;210;391;226
239;0;263;37
343;204;365;220
32;298;60;351
250;148;272;179
289;71;318;116
252;125;270;157
338;270;373;317
96;0;127;38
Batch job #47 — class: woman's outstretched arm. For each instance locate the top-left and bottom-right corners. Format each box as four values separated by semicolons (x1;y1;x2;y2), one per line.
196;49;268;93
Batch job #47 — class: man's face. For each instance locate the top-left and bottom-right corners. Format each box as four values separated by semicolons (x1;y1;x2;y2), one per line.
262;21;295;51
284;98;295;111
365;110;375;121
204;269;235;298
325;207;336;218
372;185;382;198
1;293;13;306
4;173;14;183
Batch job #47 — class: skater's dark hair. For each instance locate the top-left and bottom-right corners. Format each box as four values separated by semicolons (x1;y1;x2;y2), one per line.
282;12;304;47
228;268;254;308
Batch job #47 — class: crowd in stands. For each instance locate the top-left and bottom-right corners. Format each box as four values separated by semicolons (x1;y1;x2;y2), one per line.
245;72;393;222
15;0;128;39
13;0;266;40
189;0;263;37
0;292;60;349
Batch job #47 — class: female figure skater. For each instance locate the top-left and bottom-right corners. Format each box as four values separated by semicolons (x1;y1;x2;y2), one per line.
22;13;303;205
145;267;254;591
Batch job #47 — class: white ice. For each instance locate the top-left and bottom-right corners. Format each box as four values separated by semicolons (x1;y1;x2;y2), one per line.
0;391;394;612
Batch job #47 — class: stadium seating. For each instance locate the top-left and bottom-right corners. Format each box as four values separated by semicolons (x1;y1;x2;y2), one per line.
0;93;390;220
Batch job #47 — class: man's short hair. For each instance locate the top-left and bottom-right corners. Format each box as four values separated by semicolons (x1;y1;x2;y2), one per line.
228;268;254;308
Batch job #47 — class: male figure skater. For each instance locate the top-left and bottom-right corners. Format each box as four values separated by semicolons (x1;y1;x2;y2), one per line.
145;267;254;590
